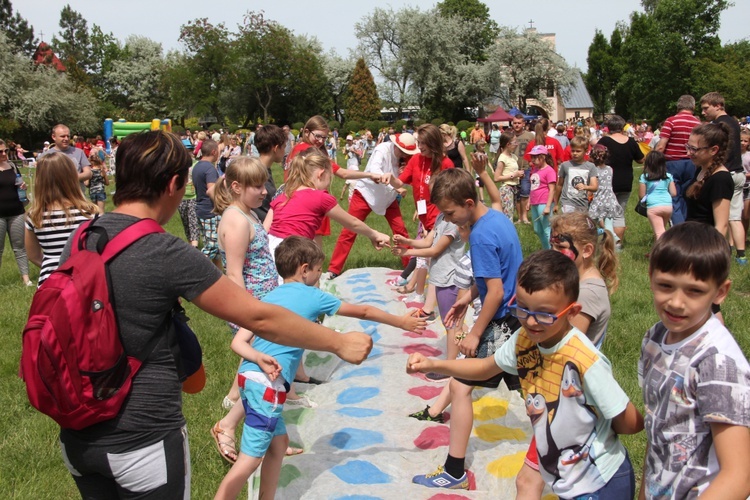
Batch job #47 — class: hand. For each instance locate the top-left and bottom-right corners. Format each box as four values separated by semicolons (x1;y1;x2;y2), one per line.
371;231;391;250
543;206;550;216
391;246;408;257
396;188;407;197
458;333;480;357
393;234;409;246
379;172;392;185
406;352;432;374
336;332;373;364
369;172;382;183
575;183;585;191
553;205;559;214
471;152;488;174
444;298;469;328
402;308;427;333
257;354;282;380
20;181;27;190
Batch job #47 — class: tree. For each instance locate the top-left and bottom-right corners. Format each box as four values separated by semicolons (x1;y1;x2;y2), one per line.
485;27;576;112
692;40;750;117
105;36;165;120
51;5;92;86
585;30;615;119
323;50;354;123
345;58;380;123
436;0;498;62
0;0;37;56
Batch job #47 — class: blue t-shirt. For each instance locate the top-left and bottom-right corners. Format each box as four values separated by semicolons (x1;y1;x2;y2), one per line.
639;172;674;208
469;208;523;319
192;160;219;219
241;282;341;384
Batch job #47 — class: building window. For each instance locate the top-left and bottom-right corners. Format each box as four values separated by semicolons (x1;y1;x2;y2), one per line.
546;81;555;98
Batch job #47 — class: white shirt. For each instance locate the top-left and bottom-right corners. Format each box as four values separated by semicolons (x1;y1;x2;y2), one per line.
354;142;400;215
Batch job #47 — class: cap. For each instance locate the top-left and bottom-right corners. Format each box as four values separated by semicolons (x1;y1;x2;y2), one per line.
346;135;353;140
529;145;548;156
173;309;206;394
44;141;50;145
390;133;420;155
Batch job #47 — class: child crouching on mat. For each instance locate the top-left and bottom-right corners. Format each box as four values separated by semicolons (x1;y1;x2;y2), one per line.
215;236;426;499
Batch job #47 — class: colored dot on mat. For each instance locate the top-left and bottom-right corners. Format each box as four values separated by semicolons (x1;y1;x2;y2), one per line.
403;343;443;357
337;407;383;418
330;428;384;450
403;329;439;339
339;366;381;380
408;385;444;400
279;464;301;487
428;494;473;500
368;347;383;359
486;450;527;478
330;460;391;484
352;284;377;293
541;494;558;500
359;320;380;331
282;407;313;426
347;272;370;280
473;395;509;421
474;424;527;442
355;295;388;305
337;386;379;404
414;426;450;450
305;352;333;367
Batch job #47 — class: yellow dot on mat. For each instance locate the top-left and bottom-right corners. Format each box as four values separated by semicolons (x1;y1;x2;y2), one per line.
542;494;559;500
474;424;526;442
473;395;509;421
486;450;526;478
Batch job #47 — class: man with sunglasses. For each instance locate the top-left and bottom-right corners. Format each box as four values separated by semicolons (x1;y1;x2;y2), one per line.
39;124;92;192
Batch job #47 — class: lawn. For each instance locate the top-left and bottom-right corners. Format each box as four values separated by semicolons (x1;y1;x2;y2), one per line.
0;155;748;498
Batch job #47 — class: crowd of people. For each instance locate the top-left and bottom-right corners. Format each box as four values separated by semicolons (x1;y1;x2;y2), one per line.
4;90;750;500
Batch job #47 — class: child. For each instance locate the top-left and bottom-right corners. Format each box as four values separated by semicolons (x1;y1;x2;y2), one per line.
740;129;750;235
587;144;623;244
494;132;523;220
410;165;524;490
86;154;109;214
515;213;620;497
528;145;556;249
639;222;750;498
252;124;287;223
211;156;281;463
554;136;598;214
409;250;644;498
265;149;390;257
639;151;676;240
341;135;363;200
215;236;426;499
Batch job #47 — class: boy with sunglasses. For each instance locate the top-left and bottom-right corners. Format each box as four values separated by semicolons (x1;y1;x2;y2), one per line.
408;249;643;499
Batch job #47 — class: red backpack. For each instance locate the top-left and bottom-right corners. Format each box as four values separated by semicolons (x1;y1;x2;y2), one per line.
20;218;164;430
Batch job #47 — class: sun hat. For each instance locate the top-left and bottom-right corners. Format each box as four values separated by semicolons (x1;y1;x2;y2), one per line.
346;135;353;141
390;133;420;155
530;145;548;156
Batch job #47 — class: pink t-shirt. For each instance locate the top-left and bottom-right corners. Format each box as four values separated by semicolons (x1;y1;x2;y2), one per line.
269;188;338;239
529;165;556;206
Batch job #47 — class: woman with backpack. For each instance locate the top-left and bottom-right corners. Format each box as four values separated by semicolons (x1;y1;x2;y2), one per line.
47;131;372;499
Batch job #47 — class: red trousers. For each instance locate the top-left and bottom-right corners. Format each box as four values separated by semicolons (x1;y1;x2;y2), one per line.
328;190;410;274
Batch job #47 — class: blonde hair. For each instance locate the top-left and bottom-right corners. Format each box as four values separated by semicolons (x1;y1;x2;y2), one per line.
284;149;331;201
213;156;269;214
197;131;207;141
28;152;97;228
551;213;619;293
439;124;457;141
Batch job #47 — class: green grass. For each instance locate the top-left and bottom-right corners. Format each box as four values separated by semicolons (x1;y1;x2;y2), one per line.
1;159;748;497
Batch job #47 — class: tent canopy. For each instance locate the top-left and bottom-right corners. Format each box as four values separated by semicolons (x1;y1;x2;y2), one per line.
478;106;514;123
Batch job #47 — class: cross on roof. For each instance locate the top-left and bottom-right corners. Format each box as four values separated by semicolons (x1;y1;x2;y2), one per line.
528;19;535;29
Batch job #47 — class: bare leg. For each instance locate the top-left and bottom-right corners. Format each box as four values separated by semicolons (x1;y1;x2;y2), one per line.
423;284;437;313
428;382;453;417
447;378;474;459
515;463;545;500
415;267;427;296
258;434;288;499
214;452;263;499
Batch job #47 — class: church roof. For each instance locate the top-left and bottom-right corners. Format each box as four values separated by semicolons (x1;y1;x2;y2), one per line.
561;70;593;109
32;42;66;72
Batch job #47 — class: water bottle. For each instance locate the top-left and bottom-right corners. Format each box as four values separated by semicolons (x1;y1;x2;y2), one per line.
15;173;28;203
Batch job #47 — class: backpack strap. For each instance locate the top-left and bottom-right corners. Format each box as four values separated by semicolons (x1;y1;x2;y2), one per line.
100;218;164;262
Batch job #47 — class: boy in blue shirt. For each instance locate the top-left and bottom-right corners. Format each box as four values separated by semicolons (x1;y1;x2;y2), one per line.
408;250;644;498
411;163;524;489
215;236;426;499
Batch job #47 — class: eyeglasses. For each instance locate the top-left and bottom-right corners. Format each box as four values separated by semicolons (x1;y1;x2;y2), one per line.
508;295;577;326
0;149;7;154
550;233;579;260
685;144;709;154
310;132;327;142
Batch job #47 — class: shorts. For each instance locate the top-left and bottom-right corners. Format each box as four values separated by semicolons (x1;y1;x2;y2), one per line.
60;426;190;499
729;171;745;221
239;377;287;458
613;192;630;228
199;216;221;259
519;169;531;198
455;316;521;390
90;191;107;202
743;186;749;202
434;285;459;324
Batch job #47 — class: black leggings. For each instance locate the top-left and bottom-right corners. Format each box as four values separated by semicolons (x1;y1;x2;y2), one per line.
400;257;417;279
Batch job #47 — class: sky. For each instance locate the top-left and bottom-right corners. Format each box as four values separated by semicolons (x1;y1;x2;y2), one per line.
19;0;750;71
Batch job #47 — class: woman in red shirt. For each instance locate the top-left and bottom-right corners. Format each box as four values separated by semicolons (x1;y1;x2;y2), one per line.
523;117;565;172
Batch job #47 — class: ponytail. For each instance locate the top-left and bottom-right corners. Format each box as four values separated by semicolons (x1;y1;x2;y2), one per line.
596;229;619;294
212;177;232;215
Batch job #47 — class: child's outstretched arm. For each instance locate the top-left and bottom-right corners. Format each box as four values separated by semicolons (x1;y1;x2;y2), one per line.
610;401;644;435
328;204;390;249
699;423;750;499
393;233;453;260
407;352;501;381
230;328;282;380
392;229;435;250
471;152;502;211
337;302;427;333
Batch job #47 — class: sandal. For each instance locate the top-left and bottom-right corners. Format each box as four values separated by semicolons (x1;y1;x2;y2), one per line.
211;421;238;464
394;284;415;294
285;446;304;456
293;376;325;385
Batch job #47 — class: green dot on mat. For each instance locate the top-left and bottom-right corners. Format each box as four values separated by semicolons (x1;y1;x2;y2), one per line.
305;352;333;367
279;464;302;487
283;407;312;425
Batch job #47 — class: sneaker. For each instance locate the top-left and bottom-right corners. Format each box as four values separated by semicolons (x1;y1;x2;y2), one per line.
736;257;748;266
416;309;436;322
321;271;339;281
409;405;444;423
412;466;468;489
402;292;425;304
386;276;408;287
286;396;318;408
425;371;449;381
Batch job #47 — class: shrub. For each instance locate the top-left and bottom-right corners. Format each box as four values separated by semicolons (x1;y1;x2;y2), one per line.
346;121;362;135
292;122;305;131
329;120;341;131
457;120;471;131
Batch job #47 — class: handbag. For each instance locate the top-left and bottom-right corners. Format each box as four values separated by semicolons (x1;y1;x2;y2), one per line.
634;179;657;217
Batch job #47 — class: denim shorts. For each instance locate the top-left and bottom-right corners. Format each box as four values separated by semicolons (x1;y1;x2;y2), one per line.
519;169;531;198
455;316;521;390
90;191;107;202
572;452;635;500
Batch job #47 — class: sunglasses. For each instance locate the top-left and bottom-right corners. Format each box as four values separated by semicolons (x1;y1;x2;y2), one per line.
508;295;578;326
0;149;7;154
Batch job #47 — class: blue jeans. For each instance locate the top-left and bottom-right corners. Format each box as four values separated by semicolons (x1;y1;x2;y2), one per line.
530;204;551;249
573;452;635;500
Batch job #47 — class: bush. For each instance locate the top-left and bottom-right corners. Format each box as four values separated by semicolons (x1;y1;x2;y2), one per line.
292;122;305;131
329;120;341;131
365;120;387;133
457;120;472;131
346;121;362;135
430;118;445;126
413;119;425;128
171;125;186;135
394;119;407;131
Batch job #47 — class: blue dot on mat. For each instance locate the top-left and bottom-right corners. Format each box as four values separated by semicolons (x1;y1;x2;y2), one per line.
347;272;370;280
337;386;379;404
331;460;391;485
339;366;381;380
337;407;383;418
330;428;384;450
358;320;380;332
352;284;376;293
367;347;383;359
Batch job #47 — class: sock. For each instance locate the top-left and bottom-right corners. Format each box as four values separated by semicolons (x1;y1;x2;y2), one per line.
737;249;745;258
444;454;465;479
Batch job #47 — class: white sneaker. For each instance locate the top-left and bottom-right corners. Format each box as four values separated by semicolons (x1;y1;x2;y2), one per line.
401;292;425;304
286;396;318;408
